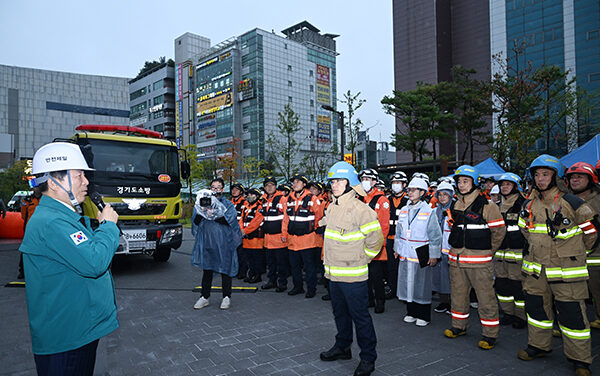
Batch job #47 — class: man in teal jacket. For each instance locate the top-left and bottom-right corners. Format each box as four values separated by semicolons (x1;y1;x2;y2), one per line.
19;142;120;376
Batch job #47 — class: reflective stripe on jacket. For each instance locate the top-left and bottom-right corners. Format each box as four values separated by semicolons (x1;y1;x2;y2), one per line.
240;200;264;249
519;186;597;282
362;187;390;260
495;192;526;263
321;190;384;282
283;190;324;251
260;192;287;249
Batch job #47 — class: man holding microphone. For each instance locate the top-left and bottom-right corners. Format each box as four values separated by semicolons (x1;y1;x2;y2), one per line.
19;142;120;376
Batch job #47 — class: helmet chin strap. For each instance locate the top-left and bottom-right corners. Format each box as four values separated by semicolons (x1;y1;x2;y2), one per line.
50;171;82;214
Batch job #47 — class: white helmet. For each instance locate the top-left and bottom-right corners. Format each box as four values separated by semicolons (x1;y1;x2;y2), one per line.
32;142;93;174
490;185;500;195
407;177;429;191
412;172;430;183
435;181;455;197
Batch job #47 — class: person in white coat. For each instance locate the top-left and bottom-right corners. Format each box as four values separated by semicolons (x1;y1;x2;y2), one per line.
394;177;442;326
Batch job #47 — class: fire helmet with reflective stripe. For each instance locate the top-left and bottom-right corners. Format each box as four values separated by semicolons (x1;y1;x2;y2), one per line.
453;165;479;184
566;162;598;184
290;174;309;185
529;154;564;178
390;171;408;182
328;161;360;186
498;172;522;186
263;176;278;186
358;168;378;180
412;172;430;183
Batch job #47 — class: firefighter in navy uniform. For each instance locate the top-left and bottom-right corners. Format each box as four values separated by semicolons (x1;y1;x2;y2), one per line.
231;183;248;279
517;155;597;376
239;188;264;283
386;171;409;299
359;169;390;313
260;176;290;292
282;174;324;298
493;173;527;329
565;162;600;330
443;165;506;350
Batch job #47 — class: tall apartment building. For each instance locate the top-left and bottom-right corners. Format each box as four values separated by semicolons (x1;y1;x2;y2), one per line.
174;21;338;171
0;64;129;167
128;62;176;139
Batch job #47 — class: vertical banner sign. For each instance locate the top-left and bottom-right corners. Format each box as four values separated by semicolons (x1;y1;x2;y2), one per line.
175;64;183;148
316;64;331;141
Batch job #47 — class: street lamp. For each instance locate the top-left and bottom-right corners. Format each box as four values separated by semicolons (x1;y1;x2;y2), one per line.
321;105;345;161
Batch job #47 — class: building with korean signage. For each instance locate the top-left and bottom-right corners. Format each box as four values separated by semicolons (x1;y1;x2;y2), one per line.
174;21;338;167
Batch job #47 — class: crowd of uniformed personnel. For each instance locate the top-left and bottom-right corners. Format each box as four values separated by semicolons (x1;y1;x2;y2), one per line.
226;154;599;376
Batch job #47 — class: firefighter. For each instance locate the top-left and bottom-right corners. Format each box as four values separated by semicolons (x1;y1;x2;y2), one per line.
308;181;327;287
565;162;600;330
260;176;289;292
19;186;42;279
319;161;383;376
239;188;264;283
359;169;390;313
278;183;292;197
493;173;527;329
517;155;597;376
231;183;248;280
386;171;409;300
282;174;323;298
443;165;506;350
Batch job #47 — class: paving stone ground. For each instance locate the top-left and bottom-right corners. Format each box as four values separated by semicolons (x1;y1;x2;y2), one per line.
1;229;598;375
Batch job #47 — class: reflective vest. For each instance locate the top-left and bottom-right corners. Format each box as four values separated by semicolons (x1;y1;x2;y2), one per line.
388;194;407;240
438;208;451;255
396;201;433;262
496;193;526;263
261;194;284;235
286;193;316;236
241;201;263;239
231;195;246;222
448;194;492;251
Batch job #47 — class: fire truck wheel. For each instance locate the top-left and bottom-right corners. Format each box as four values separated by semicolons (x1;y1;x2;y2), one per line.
153;247;171;262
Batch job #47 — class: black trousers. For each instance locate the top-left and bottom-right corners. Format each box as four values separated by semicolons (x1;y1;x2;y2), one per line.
265;247;289;287
237;245;249;277
385;239;398;296
368;260;386;303
247;248;266;277
289;248;318;293
201;270;232;298
407;302;431;322
34;339;99;376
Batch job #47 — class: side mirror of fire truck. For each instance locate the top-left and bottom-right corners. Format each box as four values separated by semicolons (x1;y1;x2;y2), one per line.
181;161;190;180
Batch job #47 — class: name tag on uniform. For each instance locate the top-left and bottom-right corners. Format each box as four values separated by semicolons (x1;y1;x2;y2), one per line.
70;231;88;245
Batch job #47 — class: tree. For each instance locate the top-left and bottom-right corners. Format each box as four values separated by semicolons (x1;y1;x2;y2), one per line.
339;90;366;164
216;138;240;187
382;83;455;161
266;104;304;181
241;156;272;188
300;142;339;182
135;57;175;79
0;160;30;203
450;66;494;163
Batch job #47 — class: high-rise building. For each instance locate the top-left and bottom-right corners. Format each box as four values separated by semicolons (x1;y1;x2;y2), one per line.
491;0;600;154
174;21;339;175
392;0;491;163
0;64;129;167
128;62;176;139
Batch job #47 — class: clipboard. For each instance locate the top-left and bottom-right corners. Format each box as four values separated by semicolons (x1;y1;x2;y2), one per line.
415;244;429;268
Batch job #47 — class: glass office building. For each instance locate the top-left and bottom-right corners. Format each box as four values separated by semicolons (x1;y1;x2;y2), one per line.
175;21;338;168
491;0;600;154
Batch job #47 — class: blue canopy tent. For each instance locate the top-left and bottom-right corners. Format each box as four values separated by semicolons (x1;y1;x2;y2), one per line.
559;134;600;168
474;157;506;180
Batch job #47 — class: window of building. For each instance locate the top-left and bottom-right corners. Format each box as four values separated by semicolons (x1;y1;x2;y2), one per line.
147;85;151;93
310;114;314;121
309;85;314;92
309;70;314;77
284;43;288;49
153;110;164;119
287;65;292;71
130;102;147;114
153;95;164;106
288;80;292;87
590;73;600;82
288;96;293;103
153;80;163;90
588;30;600;40
130;87;147;101
310;99;314;107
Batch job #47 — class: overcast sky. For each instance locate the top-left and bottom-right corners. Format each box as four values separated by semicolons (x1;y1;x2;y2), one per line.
0;0;396;147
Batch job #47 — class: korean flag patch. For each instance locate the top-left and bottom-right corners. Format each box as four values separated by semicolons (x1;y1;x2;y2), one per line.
70;231;88;245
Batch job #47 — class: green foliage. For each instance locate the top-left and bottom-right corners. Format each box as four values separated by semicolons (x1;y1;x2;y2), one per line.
241;156;272;188
266;104;303;181
300;142;339;182
0;160;31;203
135;57;175;79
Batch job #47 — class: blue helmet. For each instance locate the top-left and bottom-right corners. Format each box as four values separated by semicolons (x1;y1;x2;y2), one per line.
529;154;564;178
328;161;360;186
498;172;521;186
453;165;480;184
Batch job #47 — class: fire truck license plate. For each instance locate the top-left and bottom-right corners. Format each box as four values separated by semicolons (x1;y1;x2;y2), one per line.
123;229;146;241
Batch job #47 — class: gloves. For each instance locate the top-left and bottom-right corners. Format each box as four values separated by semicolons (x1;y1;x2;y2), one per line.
193;214;203;226
215;216;229;226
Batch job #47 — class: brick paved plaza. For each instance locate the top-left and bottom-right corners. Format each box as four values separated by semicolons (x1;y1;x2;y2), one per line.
1;230;598;375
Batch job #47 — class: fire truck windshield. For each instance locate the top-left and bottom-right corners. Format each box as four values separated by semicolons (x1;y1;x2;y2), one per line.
80;139;180;181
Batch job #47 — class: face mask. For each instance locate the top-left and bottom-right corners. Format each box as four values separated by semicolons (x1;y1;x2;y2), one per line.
361;180;372;192
391;183;403;194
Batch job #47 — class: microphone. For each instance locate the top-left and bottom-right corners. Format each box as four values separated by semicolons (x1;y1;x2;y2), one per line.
89;191;106;211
